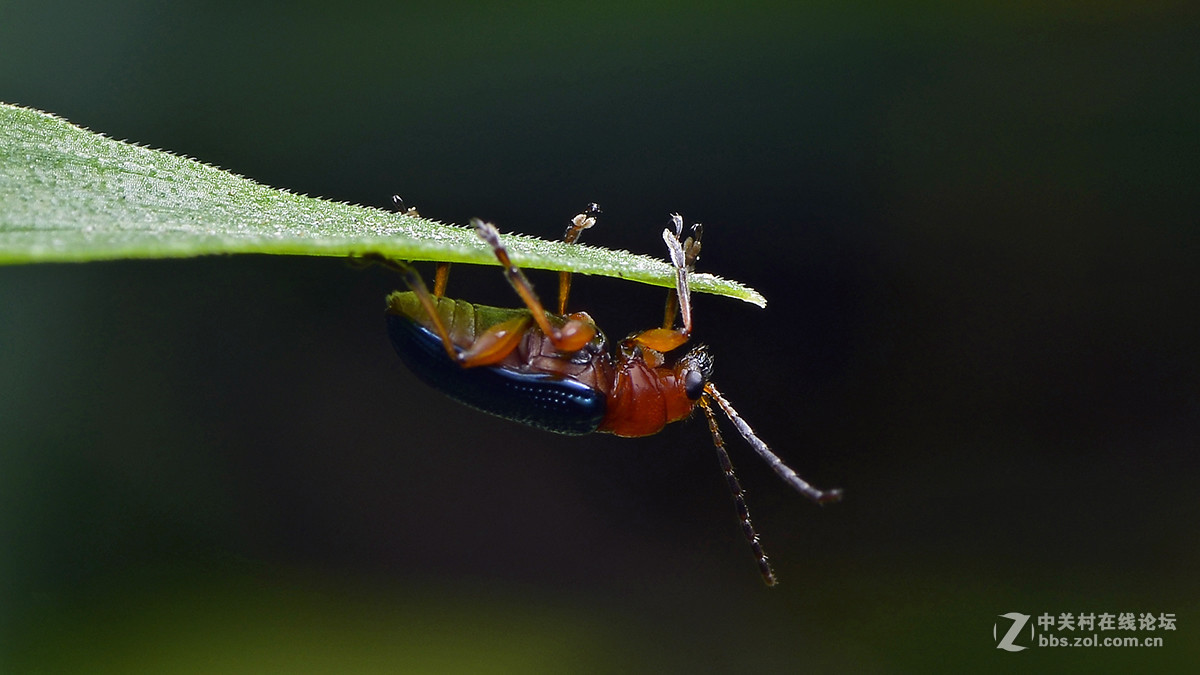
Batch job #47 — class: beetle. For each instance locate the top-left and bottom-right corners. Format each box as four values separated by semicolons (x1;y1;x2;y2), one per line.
372;204;841;585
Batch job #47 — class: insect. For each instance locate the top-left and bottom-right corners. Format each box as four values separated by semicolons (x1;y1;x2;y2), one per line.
372;203;842;586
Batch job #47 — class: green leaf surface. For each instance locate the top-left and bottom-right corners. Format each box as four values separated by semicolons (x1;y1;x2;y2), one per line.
0;102;765;307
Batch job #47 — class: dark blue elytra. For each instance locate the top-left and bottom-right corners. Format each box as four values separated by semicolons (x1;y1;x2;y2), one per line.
386;312;607;435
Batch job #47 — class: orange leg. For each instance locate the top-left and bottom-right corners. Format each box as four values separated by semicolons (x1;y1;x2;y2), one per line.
557;203;601;314
472;219;596;353
365;254;458;363
378;199;532;367
389;196;450;304
458;314;532;367
632;214;703;353
433;261;450;298
373;254;530;368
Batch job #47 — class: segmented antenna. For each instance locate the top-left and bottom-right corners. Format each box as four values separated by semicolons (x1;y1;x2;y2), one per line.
699;397;778;586
700;383;843;585
705;383;843;505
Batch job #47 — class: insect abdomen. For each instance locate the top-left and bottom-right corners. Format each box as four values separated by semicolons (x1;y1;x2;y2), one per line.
385;311;607;435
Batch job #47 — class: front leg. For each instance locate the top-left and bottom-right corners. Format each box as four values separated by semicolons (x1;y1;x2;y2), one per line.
631;213;702;353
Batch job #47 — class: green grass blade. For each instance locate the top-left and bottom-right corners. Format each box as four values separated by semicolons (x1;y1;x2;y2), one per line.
0;102;765;307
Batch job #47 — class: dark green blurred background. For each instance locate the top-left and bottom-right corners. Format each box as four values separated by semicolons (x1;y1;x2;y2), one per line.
2;2;1197;672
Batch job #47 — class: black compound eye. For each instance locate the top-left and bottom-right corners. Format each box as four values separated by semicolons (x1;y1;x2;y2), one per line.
684;368;706;400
